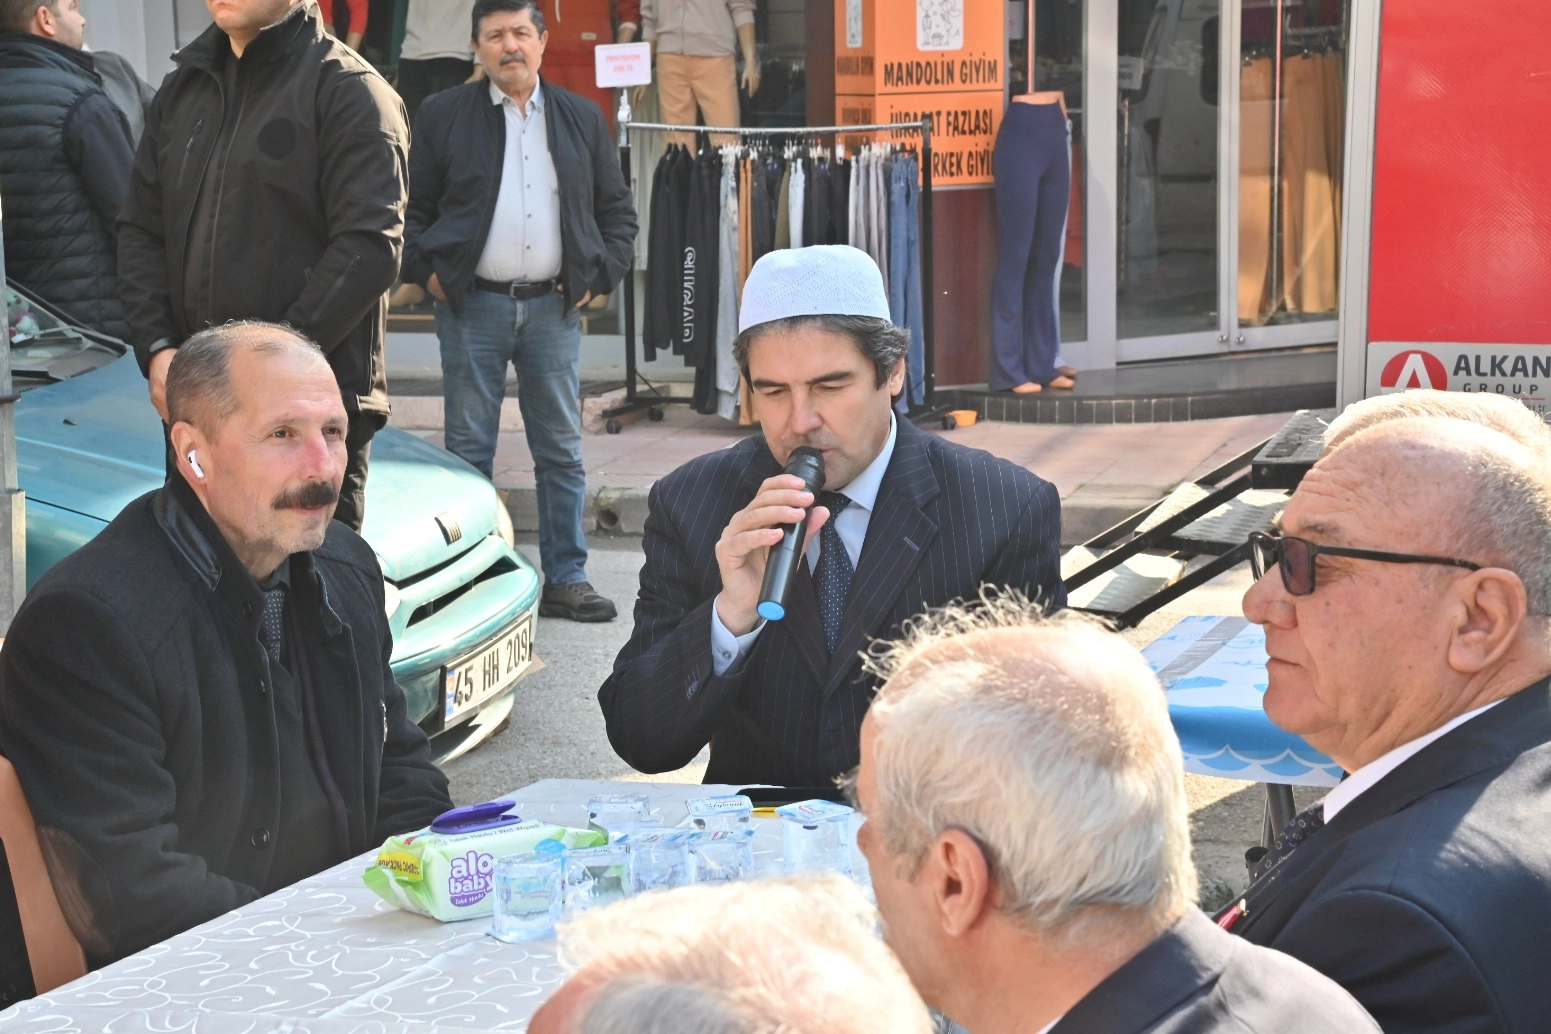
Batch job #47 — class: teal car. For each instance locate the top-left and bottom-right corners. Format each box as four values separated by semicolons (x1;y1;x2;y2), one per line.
5;283;540;761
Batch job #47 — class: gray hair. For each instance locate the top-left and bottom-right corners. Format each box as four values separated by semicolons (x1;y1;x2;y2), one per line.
733;315;910;392
165;321;326;433
558;876;933;1034
1337;417;1551;615
861;592;1196;947
1324;389;1551;454
578;976;757;1034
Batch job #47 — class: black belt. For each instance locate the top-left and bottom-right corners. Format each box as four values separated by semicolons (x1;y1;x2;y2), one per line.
473;276;558;299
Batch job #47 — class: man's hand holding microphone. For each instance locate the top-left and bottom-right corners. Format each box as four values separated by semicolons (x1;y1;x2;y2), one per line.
714;447;827;636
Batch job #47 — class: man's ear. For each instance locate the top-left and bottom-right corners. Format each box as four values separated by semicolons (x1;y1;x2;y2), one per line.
1447;567;1530;674
168;420;207;482
32;3;57;38
927;828;996;939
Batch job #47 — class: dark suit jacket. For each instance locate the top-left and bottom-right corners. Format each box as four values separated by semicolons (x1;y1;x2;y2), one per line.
1052;910;1378;1033
597;419;1065;784
1226;677;1551;1034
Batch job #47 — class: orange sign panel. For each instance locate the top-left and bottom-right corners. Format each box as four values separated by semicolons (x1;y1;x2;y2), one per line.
836;91;1004;188
834;0;1005;96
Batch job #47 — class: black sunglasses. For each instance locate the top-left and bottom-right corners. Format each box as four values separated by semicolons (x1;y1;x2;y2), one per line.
1248;531;1483;596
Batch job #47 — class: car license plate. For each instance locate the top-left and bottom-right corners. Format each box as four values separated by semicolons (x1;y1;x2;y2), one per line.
443;613;534;725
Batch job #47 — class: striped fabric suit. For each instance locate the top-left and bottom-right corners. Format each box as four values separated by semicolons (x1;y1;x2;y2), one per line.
598;419;1065;785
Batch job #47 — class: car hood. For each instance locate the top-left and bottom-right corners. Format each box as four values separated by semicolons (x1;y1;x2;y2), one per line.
16;353;499;583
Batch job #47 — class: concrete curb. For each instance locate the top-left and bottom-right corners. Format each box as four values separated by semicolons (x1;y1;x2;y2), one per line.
499;478;1168;548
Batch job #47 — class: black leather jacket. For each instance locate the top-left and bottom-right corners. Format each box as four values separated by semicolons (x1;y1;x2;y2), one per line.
117;1;407;416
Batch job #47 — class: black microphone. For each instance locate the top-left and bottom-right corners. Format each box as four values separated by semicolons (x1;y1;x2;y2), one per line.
757;446;825;622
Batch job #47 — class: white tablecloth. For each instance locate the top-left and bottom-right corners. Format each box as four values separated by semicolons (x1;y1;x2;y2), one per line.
1;780;865;1033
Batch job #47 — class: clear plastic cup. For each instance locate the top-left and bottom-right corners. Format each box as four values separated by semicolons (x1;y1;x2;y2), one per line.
622;829;692;894
685;794;754;833
687;829;756;883
587;793;652;841
490;852;563;943
561;843;632;919
776;800;855;878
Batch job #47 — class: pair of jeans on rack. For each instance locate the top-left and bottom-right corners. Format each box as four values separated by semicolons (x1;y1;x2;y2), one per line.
888;154;925;410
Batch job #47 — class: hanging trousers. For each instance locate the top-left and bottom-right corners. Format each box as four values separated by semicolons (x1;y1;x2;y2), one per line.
888;155;925;409
990;102;1070;390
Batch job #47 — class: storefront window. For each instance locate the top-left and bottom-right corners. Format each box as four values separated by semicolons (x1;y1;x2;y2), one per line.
1116;0;1220;340
745;0;808;127
1237;0;1347;327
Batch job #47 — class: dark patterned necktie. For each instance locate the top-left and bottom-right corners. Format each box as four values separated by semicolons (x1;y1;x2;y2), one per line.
813;492;853;653
1247;800;1325;881
259;587;287;667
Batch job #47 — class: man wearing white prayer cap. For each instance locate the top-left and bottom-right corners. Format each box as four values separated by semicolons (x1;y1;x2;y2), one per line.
600;245;1065;785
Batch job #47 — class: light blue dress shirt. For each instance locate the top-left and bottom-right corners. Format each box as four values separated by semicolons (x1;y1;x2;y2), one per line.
473;79;562;283
710;414;899;674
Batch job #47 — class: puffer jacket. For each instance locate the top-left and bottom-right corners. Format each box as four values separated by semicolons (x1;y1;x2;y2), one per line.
0;32;134;339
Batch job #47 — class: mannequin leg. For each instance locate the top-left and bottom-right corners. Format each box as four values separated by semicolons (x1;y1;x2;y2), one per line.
1026;111;1072;384
656;53;698;149
990;111;1045;392
688;55;741;148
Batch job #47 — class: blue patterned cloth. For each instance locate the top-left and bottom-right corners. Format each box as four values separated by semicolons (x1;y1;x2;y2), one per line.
260;587;286;666
813;492;853;652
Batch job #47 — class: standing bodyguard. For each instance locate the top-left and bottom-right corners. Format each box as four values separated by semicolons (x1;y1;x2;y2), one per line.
118;0;408;531
402;0;637;623
0;0;135;339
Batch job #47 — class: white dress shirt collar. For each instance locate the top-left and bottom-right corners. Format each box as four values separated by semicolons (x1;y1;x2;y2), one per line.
487;77;543;115
833;412;897;513
1323;699;1504;822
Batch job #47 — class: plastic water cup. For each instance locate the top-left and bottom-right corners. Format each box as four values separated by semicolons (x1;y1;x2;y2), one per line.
687;829;756;883
490;852;563;943
685;794;754;833
776;800;855;878
588;793;652;841
562;843;632;919
623;829;692;894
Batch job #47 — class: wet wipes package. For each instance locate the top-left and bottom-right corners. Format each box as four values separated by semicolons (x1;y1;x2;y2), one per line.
363;801;605;921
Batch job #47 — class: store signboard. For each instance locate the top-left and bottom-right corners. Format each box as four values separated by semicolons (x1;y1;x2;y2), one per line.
836;91;1002;188
833;0;1003;96
1365;343;1551;419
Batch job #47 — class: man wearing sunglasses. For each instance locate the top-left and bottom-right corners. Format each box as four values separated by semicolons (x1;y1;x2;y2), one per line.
1228;413;1551;1034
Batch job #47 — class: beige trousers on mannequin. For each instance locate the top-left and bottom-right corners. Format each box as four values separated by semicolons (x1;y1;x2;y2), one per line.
657;53;740;149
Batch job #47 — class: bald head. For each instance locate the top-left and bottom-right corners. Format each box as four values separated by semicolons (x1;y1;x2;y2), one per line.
1322;417;1551;614
861;597;1195;945
166;321;331;436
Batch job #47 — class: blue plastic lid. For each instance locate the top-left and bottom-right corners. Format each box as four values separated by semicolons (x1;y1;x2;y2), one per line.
757;600;786;621
430;799;521;834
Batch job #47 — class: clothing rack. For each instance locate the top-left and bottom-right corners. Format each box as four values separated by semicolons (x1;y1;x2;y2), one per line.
603;115;944;433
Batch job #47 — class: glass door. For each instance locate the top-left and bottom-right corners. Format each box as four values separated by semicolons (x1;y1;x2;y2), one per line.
1108;0;1349;362
1233;0;1346;350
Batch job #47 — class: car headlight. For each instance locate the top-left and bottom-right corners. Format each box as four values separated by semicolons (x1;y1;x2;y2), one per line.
384;580;403;622
495;496;515;548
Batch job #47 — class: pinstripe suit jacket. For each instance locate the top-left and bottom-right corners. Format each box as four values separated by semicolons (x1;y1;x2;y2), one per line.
598;418;1065;785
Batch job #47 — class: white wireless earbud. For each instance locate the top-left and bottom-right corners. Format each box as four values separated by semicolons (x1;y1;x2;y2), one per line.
187;450;206;479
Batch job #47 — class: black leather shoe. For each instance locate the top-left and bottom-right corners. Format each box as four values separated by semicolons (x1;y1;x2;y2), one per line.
539;580;618;622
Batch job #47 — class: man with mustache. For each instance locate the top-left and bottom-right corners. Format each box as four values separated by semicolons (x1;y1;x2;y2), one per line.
0;321;453;970
599;246;1065;785
402;0;636;623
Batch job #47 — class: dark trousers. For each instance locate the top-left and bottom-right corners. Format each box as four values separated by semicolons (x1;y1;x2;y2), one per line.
334;410;377;533
990;102;1071;390
397;57;474;126
161;408;375;532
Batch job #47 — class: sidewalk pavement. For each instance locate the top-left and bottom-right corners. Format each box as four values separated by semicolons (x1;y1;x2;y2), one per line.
390;396;1294;547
